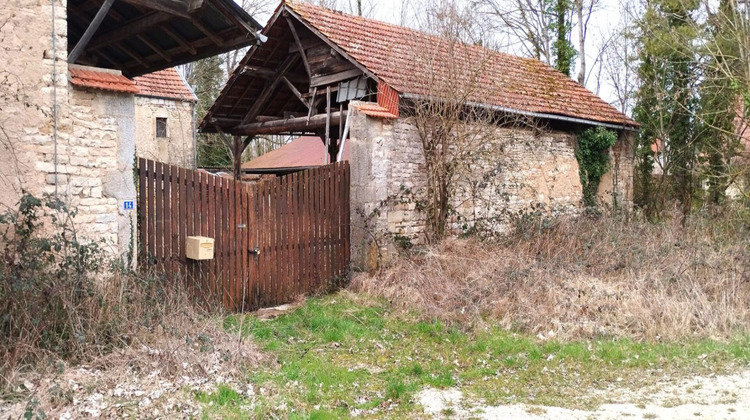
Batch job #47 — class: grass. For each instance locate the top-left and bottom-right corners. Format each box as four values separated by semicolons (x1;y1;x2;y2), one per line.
201;292;750;419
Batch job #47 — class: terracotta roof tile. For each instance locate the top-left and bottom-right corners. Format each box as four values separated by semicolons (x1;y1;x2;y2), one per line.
69;66;139;94
133;68;197;102
286;1;636;127
356;102;398;119
243;136;350;170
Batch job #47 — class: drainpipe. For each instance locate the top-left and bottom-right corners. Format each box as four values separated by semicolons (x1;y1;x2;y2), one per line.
51;0;59;198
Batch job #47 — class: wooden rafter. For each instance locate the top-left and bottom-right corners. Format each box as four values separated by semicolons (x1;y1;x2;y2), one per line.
121;0;204;18
286;17;311;77
282;77;309;109
87;12;173;51
192;19;224;47
68;0;115;64
239;55;300;125
285;8;376;80
137;34;172;61
162;26;197;55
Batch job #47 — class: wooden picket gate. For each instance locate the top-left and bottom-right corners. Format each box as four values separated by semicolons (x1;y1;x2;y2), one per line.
137;158;350;312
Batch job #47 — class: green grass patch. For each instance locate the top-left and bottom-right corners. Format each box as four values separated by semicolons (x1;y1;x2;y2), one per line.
202;293;750;418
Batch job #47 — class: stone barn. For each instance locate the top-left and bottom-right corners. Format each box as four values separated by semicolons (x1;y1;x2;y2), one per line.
0;0;261;256
200;1;639;270
133;68;198;169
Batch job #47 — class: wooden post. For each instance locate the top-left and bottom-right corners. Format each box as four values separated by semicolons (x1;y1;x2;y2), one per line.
325;86;331;164
233;135;242;181
68;0;115;64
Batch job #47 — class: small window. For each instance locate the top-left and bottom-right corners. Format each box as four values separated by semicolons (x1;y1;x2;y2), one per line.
156;117;167;138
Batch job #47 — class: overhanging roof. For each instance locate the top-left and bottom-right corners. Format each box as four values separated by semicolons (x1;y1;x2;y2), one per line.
201;0;637;134
67;0;262;77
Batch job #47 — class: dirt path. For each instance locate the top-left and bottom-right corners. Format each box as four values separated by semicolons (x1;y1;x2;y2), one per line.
418;368;750;419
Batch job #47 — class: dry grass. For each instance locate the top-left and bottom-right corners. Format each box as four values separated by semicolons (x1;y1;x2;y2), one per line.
351;213;750;340
0;271;270;418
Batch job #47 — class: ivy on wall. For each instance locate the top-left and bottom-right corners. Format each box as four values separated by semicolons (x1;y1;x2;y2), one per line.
575;126;617;207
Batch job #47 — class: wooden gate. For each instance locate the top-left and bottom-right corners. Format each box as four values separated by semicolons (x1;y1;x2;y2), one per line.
137;158;350;312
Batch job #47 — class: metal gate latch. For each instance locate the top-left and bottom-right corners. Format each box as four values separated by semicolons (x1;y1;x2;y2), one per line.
248;247;260;255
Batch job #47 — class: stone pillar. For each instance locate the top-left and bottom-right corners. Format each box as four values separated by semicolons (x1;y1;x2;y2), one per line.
101;94;137;262
348;105;392;272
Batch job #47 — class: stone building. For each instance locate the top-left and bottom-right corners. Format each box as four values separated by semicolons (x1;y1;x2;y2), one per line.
201;1;639;270
133;68;198;169
0;0;260;256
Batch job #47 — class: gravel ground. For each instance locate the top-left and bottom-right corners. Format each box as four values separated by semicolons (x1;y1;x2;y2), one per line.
418;368;750;419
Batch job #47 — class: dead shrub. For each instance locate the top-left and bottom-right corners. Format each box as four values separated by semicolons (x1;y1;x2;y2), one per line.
0;194;265;399
350;210;750;340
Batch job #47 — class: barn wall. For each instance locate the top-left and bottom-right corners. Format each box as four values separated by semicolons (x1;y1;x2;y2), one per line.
349;106;634;271
0;1;136;257
135;95;195;169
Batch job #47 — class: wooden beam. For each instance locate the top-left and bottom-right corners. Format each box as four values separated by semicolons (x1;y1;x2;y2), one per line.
282;77;309;108
285;7;377;80
213;0;259;34
229;111;346;136
162;26;197;55
242;66;307;84
286;17;311;77
302;85;339;98
88;12;173;51
118;42;149;68
240;55;300;125
192;19;224;47
307;87;317;121
68;0;115;64
310;69;362;87
120;0;204;18
137;35;172;61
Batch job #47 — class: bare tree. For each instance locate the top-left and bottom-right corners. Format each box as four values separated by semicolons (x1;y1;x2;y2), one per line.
403;0;538;242
481;0;554;64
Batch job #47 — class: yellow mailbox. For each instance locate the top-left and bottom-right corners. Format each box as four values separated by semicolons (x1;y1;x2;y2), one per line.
186;236;214;260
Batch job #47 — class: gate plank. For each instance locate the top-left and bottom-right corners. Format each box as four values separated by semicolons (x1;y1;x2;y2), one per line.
138;158;146;264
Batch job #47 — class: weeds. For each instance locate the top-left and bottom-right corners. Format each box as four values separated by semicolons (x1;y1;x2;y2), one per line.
0;193;262;404
352;210;750;340
216;293;750;417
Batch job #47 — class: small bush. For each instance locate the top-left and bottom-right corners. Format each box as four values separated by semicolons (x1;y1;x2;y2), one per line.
0;193;208;394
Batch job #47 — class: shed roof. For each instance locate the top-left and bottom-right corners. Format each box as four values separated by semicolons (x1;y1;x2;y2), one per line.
69;65;140;94
133;68;197;101
285;1;635;127
67;0;262;77
202;1;636;133
243;136;350;170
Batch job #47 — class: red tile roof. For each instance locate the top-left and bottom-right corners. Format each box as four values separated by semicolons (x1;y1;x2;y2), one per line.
133;68;197;102
243;136;350;170
286;1;636;127
69;66;139;94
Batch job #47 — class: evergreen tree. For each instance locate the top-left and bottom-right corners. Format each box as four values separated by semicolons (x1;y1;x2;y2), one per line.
550;0;576;77
633;0;699;218
187;55;230;168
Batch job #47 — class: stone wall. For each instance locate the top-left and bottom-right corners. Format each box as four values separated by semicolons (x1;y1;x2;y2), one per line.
0;1;136;257
349;106;635;270
0;0;67;208
135;95;195;168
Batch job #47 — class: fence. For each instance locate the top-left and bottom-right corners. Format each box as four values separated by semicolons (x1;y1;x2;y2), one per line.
137;158;350;311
